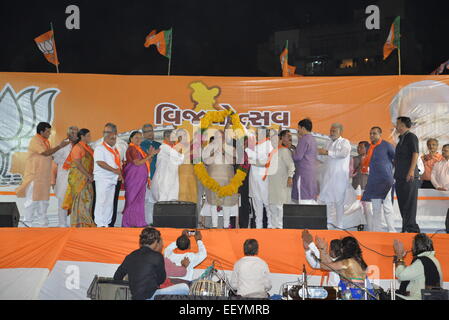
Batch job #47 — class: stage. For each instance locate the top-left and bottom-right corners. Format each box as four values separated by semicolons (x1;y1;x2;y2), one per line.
0;227;448;300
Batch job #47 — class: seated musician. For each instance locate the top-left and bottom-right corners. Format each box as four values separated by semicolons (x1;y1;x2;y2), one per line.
315;236;375;300
230;239;272;298
393;233;444;300
113;227;189;300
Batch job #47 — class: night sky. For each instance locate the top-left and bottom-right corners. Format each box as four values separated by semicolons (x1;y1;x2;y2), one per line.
0;0;448;76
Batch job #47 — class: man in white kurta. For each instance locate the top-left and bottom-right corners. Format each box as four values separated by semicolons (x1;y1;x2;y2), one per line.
266;130;295;229
52;126;78;227
317;123;352;229
151;130;184;202
93;132;122;228
245;129;273;229
230;239;272;298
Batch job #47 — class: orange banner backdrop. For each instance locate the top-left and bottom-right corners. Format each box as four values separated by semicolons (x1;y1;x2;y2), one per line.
0;228;448;282
2;72;449;144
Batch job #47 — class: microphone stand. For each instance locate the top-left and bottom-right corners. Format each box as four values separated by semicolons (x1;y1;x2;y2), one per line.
211;260;237;297
311;252;378;300
302;264;308;300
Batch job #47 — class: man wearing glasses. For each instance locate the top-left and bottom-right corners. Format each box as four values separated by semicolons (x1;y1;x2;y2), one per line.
140;124;161;225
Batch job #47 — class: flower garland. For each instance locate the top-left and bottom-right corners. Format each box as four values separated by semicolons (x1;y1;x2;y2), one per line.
194;109;248;198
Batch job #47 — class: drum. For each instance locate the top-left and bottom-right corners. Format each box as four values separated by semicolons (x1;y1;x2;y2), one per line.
189;280;225;296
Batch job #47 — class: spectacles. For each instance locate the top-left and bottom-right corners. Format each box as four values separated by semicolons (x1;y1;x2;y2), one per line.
143;130;153;133
103;131;114;135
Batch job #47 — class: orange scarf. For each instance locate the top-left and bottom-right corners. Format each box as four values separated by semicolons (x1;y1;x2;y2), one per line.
102;141;121;169
262;145;287;181
163;140;178;148
63;142;94;170
361;139;382;174
36;134;51;150
129;143;151;187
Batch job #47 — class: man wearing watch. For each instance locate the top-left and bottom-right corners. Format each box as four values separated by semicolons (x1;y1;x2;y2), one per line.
265;130;295;229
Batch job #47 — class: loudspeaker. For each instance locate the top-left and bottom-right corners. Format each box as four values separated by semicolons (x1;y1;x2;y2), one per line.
283;204;327;229
153;201;197;228
0;202;20;227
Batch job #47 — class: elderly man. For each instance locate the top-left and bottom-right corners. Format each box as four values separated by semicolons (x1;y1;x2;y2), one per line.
361;127;396;232
53;126;78;227
140;124;161;225
16;122;70;227
151;130;184;202
292;118;318;204
266;130;295;229
93;124;123;227
394;117;420;233
230;239;272;298
246;128;273;229
92;123;126;227
431;144;449;192
317;123;351;230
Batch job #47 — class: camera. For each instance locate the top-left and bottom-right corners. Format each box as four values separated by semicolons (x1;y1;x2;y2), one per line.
188;230;196;236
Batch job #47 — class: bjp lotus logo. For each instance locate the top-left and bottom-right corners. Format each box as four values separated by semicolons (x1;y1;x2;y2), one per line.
0;84;59;185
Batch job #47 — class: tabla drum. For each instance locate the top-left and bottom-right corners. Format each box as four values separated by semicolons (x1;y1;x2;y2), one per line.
189;280;224;296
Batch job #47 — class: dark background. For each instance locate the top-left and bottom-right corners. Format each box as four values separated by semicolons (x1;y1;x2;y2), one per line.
0;0;448;76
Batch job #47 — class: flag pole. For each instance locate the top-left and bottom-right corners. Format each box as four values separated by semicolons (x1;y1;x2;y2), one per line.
167;28;173;76
50;22;59;73
398;46;401;76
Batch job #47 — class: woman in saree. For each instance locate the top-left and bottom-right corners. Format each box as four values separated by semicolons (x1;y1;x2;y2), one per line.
122;131;158;227
315;236;376;300
62;128;96;227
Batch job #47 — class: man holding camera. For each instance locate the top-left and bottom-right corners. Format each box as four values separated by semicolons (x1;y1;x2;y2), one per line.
164;230;207;281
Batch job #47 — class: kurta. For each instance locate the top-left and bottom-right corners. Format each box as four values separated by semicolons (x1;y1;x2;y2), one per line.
16;135;52;201
151;143;184;202
431;159;449;190
292;133;318;200
205;157;239;207
268;147;295;205
53;143;73;200
318;136;351;203
246;139;273;203
362;140;395;201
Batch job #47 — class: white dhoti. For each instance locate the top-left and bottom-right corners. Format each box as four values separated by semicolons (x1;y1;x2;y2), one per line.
54;168;69;227
251;196;271;229
268;204;283;229
23;182;50;227
200;203;238;228
94;180;116;227
371;188;396;233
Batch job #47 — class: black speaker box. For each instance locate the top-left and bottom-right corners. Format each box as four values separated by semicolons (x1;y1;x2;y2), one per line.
283;204;327;230
153;201;197;228
0;202;20;227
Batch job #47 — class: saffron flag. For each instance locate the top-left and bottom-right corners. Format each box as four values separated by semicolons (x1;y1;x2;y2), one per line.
279;41;297;77
34;30;59;66
144;28;172;58
383;16;400;60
